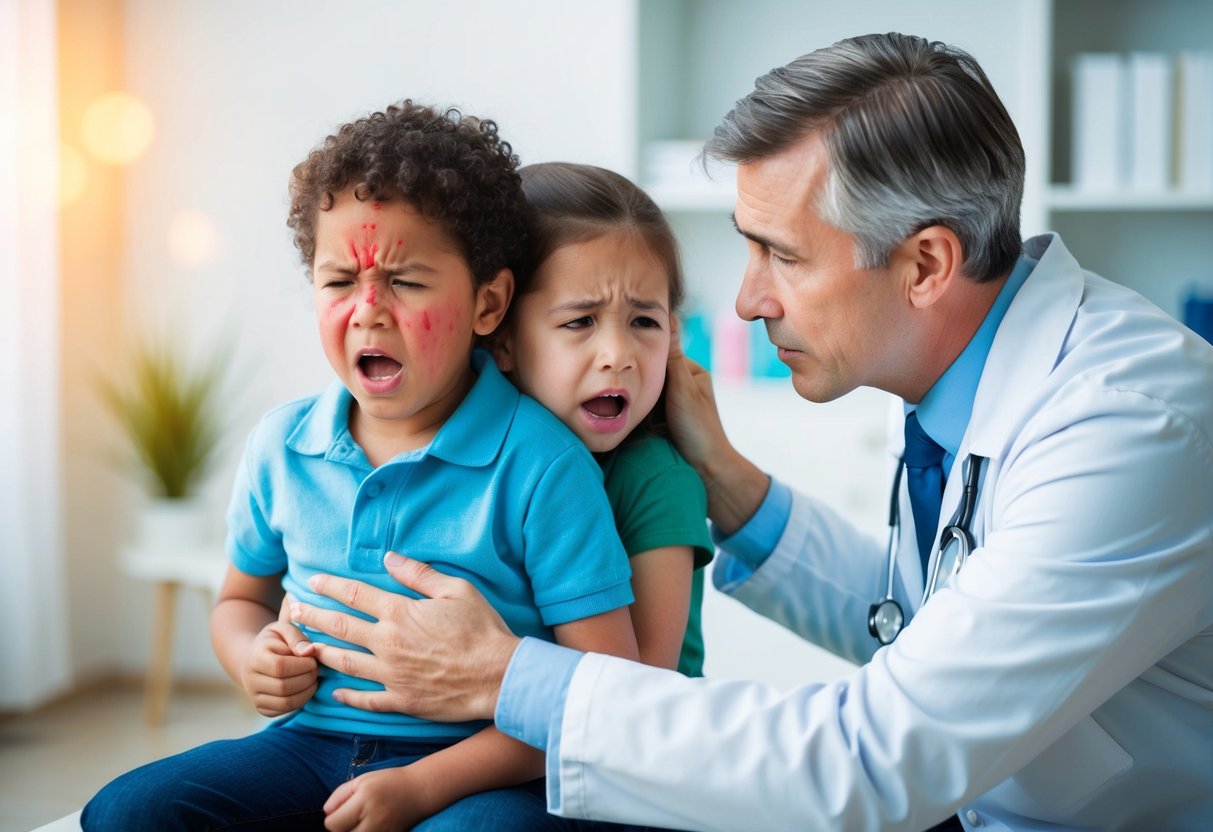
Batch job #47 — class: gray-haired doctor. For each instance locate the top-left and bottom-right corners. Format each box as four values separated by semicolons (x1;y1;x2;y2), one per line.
292;32;1213;832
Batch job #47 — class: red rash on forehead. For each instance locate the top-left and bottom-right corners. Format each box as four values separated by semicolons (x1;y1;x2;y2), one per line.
356;222;378;270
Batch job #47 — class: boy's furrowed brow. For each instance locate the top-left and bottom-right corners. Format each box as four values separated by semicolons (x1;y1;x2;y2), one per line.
314;259;357;274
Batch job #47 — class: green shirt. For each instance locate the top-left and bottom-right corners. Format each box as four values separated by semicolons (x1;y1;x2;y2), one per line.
599;435;714;676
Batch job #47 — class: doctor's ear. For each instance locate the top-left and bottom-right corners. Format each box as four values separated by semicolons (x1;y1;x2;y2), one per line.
897;225;963;309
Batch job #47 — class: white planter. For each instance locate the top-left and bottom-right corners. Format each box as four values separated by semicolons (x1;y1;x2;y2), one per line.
134;497;211;551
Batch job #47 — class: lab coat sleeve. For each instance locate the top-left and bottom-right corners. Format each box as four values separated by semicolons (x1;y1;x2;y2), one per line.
547;386;1213;831
715;485;888;666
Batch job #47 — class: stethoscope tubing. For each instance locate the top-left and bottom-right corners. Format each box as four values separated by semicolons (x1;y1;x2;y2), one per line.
869;453;985;645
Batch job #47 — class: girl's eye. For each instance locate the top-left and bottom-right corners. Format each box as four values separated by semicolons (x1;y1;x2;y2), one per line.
391;278;424;290
634;316;662;329
322;278;355;289
561;316;593;330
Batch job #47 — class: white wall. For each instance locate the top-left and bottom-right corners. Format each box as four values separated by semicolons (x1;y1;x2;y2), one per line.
105;0;640;679
71;0;1042;689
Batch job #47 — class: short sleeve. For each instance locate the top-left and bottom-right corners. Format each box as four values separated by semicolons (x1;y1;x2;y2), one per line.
224;427;287;577
606;438;714;569
523;445;634;627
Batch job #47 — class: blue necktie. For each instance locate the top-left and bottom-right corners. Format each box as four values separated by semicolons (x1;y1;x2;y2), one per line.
904;411;946;575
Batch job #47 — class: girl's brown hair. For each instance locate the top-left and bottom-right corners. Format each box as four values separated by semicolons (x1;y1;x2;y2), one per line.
509;162;684;441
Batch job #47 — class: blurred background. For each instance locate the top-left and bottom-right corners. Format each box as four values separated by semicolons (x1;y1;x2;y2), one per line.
3;0;1211;828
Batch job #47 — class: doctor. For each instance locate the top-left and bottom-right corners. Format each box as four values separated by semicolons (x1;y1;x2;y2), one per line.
292;33;1213;831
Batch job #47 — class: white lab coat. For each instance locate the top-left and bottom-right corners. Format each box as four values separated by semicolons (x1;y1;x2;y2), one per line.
547;234;1213;831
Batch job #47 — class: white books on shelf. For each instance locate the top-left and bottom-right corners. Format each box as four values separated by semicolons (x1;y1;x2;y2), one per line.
1127;52;1172;191
1072;52;1127;191
1176;51;1213;192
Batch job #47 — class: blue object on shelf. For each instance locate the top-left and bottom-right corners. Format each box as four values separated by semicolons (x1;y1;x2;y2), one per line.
680;311;712;371
749;320;791;378
1183;287;1213;346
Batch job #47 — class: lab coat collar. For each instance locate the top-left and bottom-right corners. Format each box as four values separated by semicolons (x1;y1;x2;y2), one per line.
963;233;1085;460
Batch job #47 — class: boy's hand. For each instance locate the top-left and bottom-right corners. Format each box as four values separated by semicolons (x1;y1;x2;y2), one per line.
239;600;318;716
324;765;438;832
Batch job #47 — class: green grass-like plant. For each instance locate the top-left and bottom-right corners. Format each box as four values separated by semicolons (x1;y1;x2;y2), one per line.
97;341;227;499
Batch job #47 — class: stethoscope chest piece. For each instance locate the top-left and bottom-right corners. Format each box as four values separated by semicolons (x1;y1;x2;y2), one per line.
868;598;904;645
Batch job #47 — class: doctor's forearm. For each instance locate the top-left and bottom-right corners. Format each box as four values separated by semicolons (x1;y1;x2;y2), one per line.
695;446;771;537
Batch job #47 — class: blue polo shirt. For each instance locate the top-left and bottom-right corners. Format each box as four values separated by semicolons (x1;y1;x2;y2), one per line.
226;349;634;738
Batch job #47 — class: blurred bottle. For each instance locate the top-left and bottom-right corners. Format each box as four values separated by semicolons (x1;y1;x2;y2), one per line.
712;309;749;382
749;320;791;379
679;310;713;370
1182;285;1213;346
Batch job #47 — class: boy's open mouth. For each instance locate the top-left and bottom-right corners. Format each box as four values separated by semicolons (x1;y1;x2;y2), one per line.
358;353;403;380
582;394;626;419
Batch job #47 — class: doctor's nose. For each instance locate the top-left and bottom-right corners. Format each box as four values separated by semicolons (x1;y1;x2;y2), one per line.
736;258;781;323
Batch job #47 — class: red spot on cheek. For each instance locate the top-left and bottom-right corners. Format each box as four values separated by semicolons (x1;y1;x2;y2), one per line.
422;311;432;331
324;296;355;323
372;202;381;211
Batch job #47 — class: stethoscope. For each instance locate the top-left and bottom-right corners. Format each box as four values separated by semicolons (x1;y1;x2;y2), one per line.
867;453;986;645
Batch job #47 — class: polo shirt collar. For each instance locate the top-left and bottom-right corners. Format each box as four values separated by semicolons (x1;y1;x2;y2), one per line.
285;348;516;469
428;348;516;467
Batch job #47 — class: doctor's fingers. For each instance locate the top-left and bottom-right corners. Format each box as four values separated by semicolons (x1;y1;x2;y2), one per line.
309;642;386;687
289;601;383;653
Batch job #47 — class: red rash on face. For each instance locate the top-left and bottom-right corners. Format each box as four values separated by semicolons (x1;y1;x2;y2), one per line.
366;286;377;306
421;311;432;331
323;296;355;329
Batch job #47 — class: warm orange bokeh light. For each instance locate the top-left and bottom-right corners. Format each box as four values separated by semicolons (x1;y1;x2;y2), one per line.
60;142;88;207
80;91;154;165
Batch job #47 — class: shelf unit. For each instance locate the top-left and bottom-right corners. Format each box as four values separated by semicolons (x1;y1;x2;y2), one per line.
633;0;1213;320
1044;0;1213;317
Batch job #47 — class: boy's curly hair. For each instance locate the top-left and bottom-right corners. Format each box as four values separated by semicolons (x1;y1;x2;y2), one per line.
287;100;526;284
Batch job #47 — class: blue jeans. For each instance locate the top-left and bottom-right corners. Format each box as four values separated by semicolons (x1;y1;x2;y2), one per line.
82;721;643;831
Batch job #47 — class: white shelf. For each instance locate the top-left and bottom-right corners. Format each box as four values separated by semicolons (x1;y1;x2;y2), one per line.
1046;186;1213;211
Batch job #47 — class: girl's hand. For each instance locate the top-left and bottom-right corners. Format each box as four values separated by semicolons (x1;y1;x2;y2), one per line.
324;766;437;832
239;601;317;716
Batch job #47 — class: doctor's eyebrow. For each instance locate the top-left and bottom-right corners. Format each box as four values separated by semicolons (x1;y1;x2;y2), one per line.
731;213;801;259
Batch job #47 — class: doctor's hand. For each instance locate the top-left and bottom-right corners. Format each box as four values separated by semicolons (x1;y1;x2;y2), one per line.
666;316;771;535
289;553;520;723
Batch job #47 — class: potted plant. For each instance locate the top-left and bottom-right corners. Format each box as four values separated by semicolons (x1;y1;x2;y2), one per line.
98;339;228;548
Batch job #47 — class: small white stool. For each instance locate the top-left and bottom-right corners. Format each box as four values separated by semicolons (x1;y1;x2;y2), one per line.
121;544;228;725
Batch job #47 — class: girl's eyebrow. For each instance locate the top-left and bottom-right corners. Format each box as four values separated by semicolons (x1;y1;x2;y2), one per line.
548;298;604;313
548;296;670;314
628;296;669;314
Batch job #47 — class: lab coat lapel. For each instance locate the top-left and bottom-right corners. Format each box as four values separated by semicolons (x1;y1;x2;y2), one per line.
926;234;1084;599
